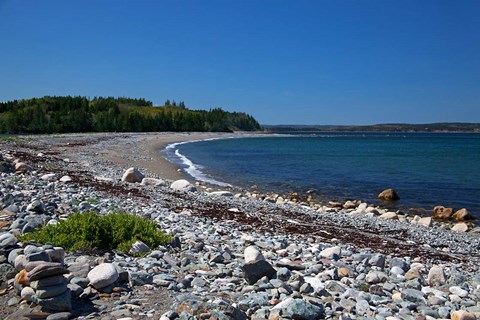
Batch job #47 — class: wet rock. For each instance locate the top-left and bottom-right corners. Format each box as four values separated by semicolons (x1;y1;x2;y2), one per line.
377;188;400;201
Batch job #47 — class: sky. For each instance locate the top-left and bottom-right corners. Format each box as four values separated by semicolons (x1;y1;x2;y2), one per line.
0;0;479;125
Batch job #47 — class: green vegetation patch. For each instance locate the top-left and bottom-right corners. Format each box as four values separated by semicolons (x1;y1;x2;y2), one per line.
19;211;171;253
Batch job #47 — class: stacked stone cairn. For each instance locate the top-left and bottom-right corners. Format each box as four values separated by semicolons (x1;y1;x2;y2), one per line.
11;244;71;312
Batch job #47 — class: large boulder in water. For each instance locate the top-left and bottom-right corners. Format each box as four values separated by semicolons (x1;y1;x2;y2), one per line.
170;179;197;192
121;167;144;183
377;188;400;201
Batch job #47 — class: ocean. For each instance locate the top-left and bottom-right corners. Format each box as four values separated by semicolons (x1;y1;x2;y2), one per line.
163;132;480;217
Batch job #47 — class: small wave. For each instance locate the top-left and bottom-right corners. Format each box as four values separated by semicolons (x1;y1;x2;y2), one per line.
164;138;233;187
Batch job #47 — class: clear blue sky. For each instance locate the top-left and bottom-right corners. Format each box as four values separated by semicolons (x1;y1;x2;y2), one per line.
0;0;479;125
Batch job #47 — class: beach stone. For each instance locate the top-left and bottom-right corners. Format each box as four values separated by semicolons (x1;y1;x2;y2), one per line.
27;199;46;213
433;206;454;219
244;246;265;263
451;310;476;320
449;286;468;297
427;266;446;286
28;262;68;281
130;240;150;254
207;190;234;197
121;167;144;183
21;286;35;302
283;298;324;320
141;177;166;186
36;283;68;299
304;277;324;292
32;288;72;311
15;162;32;173
0;232;17;248
46;312;72;320
390;257;410;271
380;211;397;219
451;223;468;232
8;248;23;265
356;298;371;316
366;271;388;284
87;263;119;289
276;258;305;270
242;260;276;285
401;288;426;303
452;208;471;221
377;188;400;201
0;263;16;280
41;173;57;181
170;179;197;192
67;262;90;278
320;246;341;260
368;253;386;268
46;247;65;263
59;175;72;182
418;217;432;227
26;251;51;263
277;267;291;281
31;275;67;289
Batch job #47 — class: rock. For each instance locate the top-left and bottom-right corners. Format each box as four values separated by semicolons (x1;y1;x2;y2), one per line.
379;212;398;220
87;263;119;289
32;288;72;311
0;159;14;173
207;191;234;197
368;253;386;268
319;246;341;260
36;283;68;299
26;200;46;213
46;312;73;320
365;271;388;284
452;208;471;221
59;175;72;183
282;298;324;320
130;240;150;255
8;248;23;265
20;286;35;302
15;162;32;173
390;257;410;271
242;260;276;285
418;217;432;227
244;246;265;263
276;258;305;270
432;206;454;219
0;232;17;248
121;167;144;183
28;262;68;281
377;188;400;201
0;263;16;280
451;310;476;320
451;222;468;232
427;266;446;286
41;173;57;181
170;179;197;192
401;288;426;304
141;177;166;186
449;286;468;297
31;275;67;289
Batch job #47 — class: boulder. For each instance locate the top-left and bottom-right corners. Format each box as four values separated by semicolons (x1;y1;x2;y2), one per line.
451;222;468;232
432;206;453;219
452;208;471;221
121;167;144;183
242;260;276;285
377;188;400;201
87;263;119;289
170;179;197;192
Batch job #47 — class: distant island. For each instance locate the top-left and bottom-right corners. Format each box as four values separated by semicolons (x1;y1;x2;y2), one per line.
264;123;480;133
0;96;261;134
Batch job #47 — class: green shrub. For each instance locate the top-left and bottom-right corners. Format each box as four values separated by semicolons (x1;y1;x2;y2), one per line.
19;211;171;254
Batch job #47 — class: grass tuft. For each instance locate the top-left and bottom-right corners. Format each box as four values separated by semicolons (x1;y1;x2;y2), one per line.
19;211;171;254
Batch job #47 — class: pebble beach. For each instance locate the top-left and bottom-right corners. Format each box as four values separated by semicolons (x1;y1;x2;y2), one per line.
1;132;479;320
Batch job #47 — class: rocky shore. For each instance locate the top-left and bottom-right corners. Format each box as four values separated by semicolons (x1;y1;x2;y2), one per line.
1;133;479;320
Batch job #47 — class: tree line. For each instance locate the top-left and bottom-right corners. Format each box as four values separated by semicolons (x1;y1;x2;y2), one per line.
0;96;261;134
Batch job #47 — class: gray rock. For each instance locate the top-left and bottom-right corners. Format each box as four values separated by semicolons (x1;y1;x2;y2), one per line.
26;199;46;213
282;298;324;320
390;257;410;272
121;167;144;183
449;286;469;297
368;253;386;268
427;265;446;287
276;267;291;281
129;271;153;286
130;240;150;254
36;283;68;299
365;271;388;284
401;288;426;304
244;245;265;263
20;286;35;302
28;262;68;281
237;292;269;311
87;263;119;289
0;232;17;248
26;251;51;263
32;289;72;311
0;263;17;280
8;248;23;265
46;312;72;320
242;260;276;285
31;275;67;289
355;298;371;316
70;277;89;288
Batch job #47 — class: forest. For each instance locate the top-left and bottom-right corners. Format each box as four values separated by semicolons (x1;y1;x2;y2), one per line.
0;96;261;134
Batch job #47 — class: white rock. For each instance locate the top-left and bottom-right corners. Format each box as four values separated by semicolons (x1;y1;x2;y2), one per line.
41;173;57;181
21;287;35;302
379;212;397;220
131;240;150;254
418;217;432;227
59;175;72;182
87;263;119;289
319;246;341;259
140;177;166;186
304;277;324;292
207;191;233;197
121;167;144;183
170;179;197;192
451;222;468;232
244;246;265;263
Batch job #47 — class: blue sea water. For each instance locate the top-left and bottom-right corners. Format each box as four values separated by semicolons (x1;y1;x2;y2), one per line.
164;132;480;217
